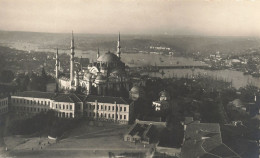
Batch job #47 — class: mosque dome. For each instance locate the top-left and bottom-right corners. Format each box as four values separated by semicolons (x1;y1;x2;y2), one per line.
160;90;169;97
95;74;106;81
84;73;92;80
130;86;145;94
97;51;120;63
129;86;145;101
91;74;96;79
159;90;170;101
110;68;125;76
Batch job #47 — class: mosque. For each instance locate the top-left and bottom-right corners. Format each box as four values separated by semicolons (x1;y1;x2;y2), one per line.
56;32;130;96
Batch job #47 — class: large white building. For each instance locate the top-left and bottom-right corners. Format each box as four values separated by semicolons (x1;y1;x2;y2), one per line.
57;32;130;96
84;95;133;124
10;91;133;124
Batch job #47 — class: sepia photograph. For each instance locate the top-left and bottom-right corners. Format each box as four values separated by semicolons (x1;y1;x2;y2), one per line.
0;0;260;157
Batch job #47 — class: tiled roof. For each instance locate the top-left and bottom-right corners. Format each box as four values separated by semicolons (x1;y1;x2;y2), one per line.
13;91;55;99
87;95;131;104
12;92;131;105
53;93;84;103
126;123;153;139
181;123;241;158
12;91;85;103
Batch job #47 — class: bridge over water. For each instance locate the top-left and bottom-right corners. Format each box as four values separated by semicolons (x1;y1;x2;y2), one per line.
130;65;209;71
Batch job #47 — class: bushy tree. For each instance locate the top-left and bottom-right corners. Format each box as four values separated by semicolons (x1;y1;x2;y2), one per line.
0;70;14;83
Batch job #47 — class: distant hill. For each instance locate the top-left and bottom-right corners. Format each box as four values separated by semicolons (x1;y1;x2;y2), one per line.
0;30;260;56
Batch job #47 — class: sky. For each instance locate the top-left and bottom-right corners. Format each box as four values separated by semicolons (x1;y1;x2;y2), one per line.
1;0;260;36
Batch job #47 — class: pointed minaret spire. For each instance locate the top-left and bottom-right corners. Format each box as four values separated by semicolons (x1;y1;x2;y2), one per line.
80;56;83;70
70;30;75;85
97;47;100;59
71;31;75;50
55;48;59;79
117;32;121;60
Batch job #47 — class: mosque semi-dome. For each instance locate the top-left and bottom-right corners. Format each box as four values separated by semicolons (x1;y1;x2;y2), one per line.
160;90;170;98
84;73;92;80
110;68;125;76
130;86;144;94
95;74;106;81
97;51;121;63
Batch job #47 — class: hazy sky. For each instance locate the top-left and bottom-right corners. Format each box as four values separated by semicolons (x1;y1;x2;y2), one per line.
1;0;260;36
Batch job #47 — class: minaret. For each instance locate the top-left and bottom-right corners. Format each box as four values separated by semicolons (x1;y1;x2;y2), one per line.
80;56;83;70
116;32;121;59
97;47;100;59
70;31;75;85
55;48;59;79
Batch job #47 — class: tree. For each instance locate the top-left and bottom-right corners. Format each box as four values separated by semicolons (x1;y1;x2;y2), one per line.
0;70;14;83
239;85;258;103
40;67;48;91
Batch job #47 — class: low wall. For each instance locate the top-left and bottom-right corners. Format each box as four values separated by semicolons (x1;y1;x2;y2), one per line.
135;119;166;127
156;146;181;157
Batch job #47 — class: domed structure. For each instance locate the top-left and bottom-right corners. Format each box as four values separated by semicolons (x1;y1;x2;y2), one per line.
129;86;145;101
97;51;121;63
110;68;125;76
159;90;170;101
84;73;92;80
95;74;106;81
57;32;130;96
130;86;140;93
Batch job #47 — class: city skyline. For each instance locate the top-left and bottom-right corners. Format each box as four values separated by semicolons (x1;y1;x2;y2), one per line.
1;0;260;36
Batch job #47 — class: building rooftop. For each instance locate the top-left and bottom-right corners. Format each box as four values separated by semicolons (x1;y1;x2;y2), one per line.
12;91;131;105
181;122;241;158
125;123;155;139
53;93;84;103
13;91;56;99
97;51;121;63
87;95;131;104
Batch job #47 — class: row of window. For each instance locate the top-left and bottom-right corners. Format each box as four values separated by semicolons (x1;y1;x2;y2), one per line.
57;112;73;118
87;104;127;112
0;107;8;113
87;112;127;120
12;98;50;106
55;104;73;110
12;106;48;113
0;100;8;106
